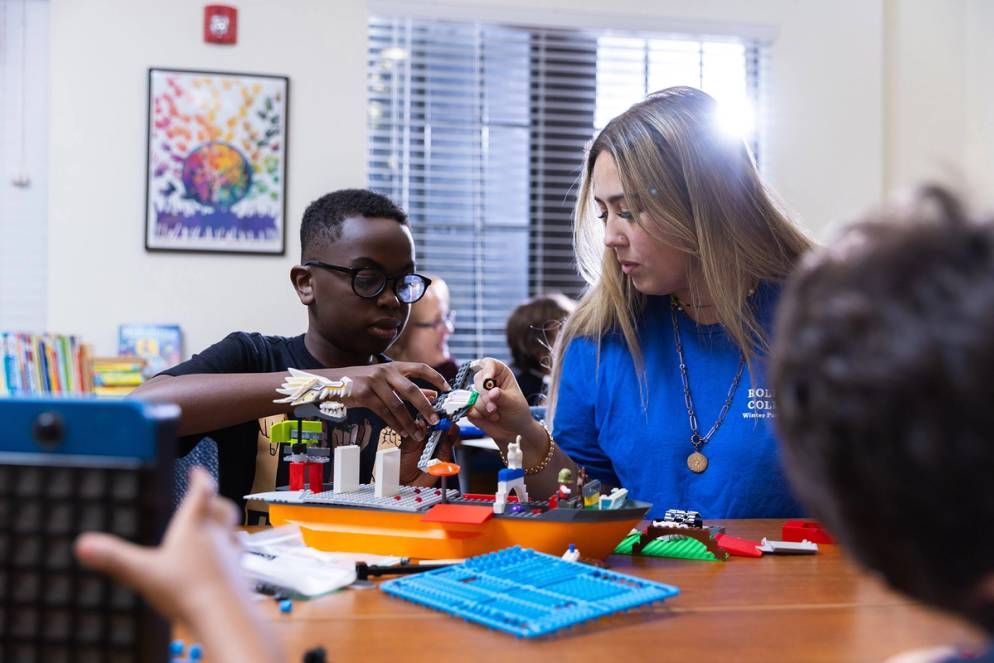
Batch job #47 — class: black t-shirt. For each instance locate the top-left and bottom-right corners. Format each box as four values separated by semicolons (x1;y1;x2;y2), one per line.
161;332;391;522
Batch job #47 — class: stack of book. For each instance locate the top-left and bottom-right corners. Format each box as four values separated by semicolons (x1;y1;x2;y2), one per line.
1;332;92;395
90;356;147;397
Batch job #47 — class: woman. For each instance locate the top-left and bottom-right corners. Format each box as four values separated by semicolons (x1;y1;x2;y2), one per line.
388;276;458;382
467;87;812;519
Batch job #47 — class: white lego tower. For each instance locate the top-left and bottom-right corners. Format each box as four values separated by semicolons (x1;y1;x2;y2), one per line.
374;447;401;498
493;435;529;514
333;445;361;494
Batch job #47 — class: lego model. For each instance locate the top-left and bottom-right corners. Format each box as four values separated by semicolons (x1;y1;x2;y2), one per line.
243;361;651;560
273;368;353;422
493;436;529;515
269;419;327;492
662;509;704;528
416;360;482;470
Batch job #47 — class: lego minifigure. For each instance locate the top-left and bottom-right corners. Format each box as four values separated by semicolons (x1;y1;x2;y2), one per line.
556;468;573;501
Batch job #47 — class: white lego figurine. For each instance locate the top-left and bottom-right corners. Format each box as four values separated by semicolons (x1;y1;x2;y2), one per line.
374;447;401;498
274;368;353;420
493;436;529;514
333;445;361;494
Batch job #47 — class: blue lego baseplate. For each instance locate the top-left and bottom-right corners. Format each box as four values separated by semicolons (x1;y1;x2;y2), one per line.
380;546;679;638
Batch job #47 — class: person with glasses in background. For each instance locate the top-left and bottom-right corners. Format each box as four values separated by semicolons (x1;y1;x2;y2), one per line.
132;189;452;524
505;293;576;406
387;276;459;382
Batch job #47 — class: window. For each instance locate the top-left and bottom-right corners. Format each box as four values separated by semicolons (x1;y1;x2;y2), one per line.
368;16;763;362
0;0;49;332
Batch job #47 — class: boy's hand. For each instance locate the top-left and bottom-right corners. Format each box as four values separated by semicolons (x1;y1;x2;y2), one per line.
317;362;449;442
74;468;247;625
466;358;535;443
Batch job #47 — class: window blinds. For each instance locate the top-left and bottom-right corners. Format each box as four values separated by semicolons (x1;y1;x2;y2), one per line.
368;16;764;363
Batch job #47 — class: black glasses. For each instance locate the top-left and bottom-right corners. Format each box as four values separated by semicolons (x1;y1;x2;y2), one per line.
303;261;432;304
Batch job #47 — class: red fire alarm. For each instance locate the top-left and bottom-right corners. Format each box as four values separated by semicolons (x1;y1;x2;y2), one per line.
204;5;238;44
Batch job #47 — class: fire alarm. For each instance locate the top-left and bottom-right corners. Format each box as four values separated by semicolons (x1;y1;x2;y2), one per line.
204;5;238;45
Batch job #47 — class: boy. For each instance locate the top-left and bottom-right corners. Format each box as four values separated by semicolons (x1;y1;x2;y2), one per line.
133;189;450;523
772;186;994;662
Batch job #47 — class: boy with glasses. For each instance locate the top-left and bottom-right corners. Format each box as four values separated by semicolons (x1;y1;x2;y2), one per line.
133;189;451;524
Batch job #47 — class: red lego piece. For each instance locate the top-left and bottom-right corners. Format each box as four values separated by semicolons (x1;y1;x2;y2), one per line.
781;520;836;544
289;462;304;491
308;463;324;492
420;504;494;525
715;533;763;558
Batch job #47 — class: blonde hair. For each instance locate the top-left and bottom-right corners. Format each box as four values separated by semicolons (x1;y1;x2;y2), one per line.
547;87;812;425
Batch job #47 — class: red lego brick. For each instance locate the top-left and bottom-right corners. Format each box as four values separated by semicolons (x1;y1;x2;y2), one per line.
289;462;304;491
420;504;494;525
781;520;836;544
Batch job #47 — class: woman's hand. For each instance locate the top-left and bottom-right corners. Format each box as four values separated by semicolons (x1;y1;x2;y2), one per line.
466;358;537;444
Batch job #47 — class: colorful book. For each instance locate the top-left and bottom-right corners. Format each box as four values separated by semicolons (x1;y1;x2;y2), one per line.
118;324;183;378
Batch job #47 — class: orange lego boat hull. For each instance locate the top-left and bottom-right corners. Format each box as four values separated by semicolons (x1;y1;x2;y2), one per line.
268;503;647;560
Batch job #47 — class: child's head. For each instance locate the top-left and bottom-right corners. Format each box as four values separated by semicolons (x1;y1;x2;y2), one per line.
293;189;428;358
772;185;994;632
506;293;575;374
387;276;453;367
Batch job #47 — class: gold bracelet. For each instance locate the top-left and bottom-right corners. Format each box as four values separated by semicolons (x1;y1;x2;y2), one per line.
499;421;557;475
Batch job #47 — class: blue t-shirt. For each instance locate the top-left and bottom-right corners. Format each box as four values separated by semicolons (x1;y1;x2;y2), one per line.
553;283;804;519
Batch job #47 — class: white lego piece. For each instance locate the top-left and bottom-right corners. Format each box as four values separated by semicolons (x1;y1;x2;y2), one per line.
561;544;580;562
438;389;477;416
507;436;523;469
333;445;361;494
756;537;819;554
374;447;401;498
598;487;628;510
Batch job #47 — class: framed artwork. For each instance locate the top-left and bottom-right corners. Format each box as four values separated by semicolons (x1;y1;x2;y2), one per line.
145;67;289;254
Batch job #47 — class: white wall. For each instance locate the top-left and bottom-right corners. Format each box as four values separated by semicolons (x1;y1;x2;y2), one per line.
884;0;967;197
47;0;367;356
48;0;982;357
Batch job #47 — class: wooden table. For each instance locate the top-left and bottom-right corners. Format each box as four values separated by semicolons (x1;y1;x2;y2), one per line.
245;520;984;662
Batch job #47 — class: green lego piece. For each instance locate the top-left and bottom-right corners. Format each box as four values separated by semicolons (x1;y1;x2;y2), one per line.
269;419;323;445
614;531;726;561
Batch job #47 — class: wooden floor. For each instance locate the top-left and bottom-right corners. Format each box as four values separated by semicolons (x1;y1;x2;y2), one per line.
240;519;985;662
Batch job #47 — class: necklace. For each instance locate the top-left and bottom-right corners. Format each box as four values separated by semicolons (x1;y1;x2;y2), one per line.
670;297;745;473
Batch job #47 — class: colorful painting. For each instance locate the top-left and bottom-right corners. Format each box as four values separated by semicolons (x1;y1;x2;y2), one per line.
145;68;288;254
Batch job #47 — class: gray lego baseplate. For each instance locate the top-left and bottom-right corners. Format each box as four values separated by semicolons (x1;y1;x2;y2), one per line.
244;484;459;513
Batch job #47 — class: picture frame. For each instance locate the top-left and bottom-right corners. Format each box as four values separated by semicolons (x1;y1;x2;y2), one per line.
144;67;289;255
